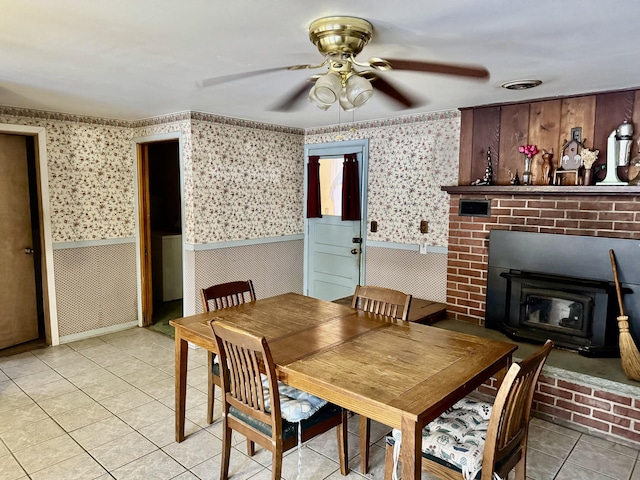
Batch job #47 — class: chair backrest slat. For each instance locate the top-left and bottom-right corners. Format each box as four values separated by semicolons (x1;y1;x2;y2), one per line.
351;285;412;321
201;280;256;313
211;321;281;433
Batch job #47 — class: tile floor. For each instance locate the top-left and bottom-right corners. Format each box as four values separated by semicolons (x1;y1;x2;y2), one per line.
1;326;640;480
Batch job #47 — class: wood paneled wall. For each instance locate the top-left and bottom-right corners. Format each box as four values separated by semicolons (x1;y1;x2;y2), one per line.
459;88;640;186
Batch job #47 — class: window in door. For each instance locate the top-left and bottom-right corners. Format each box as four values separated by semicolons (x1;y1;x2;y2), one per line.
319;157;343;216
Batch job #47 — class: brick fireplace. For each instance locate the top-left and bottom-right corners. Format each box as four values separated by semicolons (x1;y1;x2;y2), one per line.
443;187;640;447
445;190;640;324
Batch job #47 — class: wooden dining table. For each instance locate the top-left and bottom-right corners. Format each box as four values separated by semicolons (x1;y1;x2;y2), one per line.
170;292;517;480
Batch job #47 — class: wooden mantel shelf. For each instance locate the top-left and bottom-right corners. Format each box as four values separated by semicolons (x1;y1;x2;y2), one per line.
441;185;640;196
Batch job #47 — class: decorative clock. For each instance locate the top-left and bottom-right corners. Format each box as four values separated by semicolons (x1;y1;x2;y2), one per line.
554;136;587;185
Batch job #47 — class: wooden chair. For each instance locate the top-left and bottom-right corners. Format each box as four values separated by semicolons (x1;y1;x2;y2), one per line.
351;284;412;320
351;284;412;474
210;321;349;480
384;340;554;480
200;280;256;450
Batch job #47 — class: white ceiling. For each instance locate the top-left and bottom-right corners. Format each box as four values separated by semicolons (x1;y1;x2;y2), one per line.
2;0;640;129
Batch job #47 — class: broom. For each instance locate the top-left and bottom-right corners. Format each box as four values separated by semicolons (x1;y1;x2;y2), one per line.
609;249;640;381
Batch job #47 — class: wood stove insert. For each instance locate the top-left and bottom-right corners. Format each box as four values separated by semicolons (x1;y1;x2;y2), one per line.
486;231;640;357
500;270;619;355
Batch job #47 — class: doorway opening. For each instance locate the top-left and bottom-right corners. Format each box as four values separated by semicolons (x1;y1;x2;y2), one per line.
135;136;183;335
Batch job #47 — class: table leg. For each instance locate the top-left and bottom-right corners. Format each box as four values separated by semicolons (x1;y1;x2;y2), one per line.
175;333;188;443
400;416;420;480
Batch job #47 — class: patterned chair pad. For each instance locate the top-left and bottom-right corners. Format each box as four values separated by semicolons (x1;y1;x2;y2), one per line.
390;398;493;480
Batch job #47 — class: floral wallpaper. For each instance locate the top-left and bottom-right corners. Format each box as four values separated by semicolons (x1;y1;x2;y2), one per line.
189;119;304;243
0;108;305;245
304;111;460;247
0;111;136;242
0;107;459;247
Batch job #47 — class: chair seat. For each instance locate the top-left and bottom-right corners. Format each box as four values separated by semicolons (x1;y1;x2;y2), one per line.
261;377;328;423
389;398;492;480
216;362;330;424
227;372;335;439
230;402;343;441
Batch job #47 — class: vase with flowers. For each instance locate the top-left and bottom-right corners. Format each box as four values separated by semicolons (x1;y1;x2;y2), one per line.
519;144;538;185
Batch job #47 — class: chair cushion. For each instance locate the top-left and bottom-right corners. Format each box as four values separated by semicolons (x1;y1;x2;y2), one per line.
228;375;335;440
217;363;328;422
229;402;342;441
261;375;328;422
390;398;492;480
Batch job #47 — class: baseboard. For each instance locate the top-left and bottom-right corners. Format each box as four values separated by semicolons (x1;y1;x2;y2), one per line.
58;321;139;344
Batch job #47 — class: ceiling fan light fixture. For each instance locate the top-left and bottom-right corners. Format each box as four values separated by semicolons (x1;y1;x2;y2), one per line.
339;90;356;111
308;87;332;110
311;71;342;106
345;74;373;107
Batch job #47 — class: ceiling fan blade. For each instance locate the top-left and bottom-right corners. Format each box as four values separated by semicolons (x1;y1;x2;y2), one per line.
269;80;316;111
370;58;489;79
370;75;421;109
199;64;317;88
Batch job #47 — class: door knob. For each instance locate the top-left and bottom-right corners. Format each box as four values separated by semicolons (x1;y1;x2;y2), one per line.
24;248;34;254
351;248;359;255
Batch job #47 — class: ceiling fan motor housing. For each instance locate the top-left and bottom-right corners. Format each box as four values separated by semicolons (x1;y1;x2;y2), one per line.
308;16;373;58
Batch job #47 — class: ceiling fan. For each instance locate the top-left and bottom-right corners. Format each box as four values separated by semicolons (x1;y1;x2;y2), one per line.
200;16;490;112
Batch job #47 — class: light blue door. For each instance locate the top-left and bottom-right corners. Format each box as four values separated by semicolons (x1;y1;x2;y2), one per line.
304;140;368;301
308;204;362;301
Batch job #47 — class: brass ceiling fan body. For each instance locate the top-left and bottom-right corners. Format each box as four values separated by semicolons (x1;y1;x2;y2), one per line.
200;16;490;112
308;16;373;58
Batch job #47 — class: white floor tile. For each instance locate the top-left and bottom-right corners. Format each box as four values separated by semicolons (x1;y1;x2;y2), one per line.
17;378;78;402
0;404;48;435
37;390;95;416
116;399;174;430
51;401;113;432
1;357;51;379
70;416;135;450
0;452;28;480
13;434;84;474
191;449;264;480
138;416;199;448
111;449;186;480
89;431;157;471
0;417;65;452
29;452;107;480
162;429;222;469
0;381;35;414
0;326;638;480
99;388;154;415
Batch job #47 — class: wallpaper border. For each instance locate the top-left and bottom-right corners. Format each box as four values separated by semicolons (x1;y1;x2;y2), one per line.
53;238;136;250
0;106;304;134
304;109;460;135
186;234;304;251
367;241;448;254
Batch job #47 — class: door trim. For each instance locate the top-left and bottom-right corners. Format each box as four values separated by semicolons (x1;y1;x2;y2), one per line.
137;143;153;326
131;132;184;327
303;139;369;295
0;123;58;345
